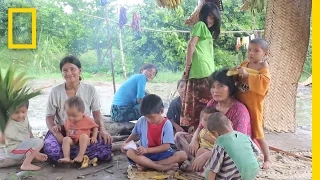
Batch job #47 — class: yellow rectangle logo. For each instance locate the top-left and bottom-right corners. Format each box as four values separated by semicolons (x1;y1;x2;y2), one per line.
8;8;37;49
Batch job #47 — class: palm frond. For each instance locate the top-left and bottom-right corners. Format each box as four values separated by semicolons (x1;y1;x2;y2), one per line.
0;65;41;132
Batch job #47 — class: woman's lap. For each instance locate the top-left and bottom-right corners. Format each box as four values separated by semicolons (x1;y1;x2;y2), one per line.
43;131;112;162
110;104;140;122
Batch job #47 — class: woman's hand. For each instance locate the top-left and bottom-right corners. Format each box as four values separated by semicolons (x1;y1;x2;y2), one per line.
182;67;190;80
54;131;64;144
100;128;113;144
189;138;200;156
53;125;61;133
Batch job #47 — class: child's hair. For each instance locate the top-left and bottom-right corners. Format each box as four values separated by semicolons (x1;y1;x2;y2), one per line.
209;68;237;96
65;96;85;112
250;38;269;52
59;55;82;80
207;112;231;132
176;79;185;89
199;2;221;40
17;100;29;109
140;94;164;115
139;63;158;76
200;106;217;119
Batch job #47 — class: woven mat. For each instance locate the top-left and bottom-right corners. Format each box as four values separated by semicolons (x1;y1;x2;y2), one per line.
127;151;311;180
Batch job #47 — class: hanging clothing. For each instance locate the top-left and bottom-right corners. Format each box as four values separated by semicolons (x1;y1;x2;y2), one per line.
119;7;127;30
236;37;241;51
131;13;142;39
250;34;255;41
245;36;250;49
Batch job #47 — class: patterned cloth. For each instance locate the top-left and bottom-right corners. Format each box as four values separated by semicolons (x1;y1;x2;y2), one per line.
180;77;211;129
43;131;112;163
110;104;140;122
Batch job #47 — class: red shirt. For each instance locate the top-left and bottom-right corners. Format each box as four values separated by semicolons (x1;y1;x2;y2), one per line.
147;118;167;147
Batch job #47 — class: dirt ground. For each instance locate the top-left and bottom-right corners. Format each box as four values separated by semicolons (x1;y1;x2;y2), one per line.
0;80;312;180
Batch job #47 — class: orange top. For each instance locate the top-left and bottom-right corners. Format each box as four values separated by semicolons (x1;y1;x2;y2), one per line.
64;116;99;143
236;61;270;139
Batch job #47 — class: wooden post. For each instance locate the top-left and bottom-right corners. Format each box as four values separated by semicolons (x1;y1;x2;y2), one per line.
119;29;127;79
105;5;116;94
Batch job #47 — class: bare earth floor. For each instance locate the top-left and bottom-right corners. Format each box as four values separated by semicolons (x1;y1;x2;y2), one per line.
0;80;312;180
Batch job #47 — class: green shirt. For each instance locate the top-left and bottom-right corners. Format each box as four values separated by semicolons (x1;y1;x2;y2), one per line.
214;131;260;180
189;21;215;79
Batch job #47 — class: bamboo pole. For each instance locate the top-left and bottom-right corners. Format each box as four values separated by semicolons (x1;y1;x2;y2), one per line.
119;29;127;79
104;5;116;94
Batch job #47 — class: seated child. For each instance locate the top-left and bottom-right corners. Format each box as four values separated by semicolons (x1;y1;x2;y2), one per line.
54;96;99;163
0;101;47;170
204;112;260;180
122;94;188;171
196;107;217;158
167;79;186;133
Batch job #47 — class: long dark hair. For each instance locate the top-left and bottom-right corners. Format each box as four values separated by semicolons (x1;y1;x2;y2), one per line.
198;2;221;40
60;55;82;80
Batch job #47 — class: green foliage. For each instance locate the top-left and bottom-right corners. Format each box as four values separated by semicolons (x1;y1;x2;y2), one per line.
0;65;41;131
0;0;312;83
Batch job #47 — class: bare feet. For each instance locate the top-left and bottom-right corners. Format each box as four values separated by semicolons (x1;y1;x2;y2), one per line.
58;157;72;163
136;164;148;171
20;163;41;171
262;160;272;169
35;153;48;162
73;155;84;163
159;163;179;172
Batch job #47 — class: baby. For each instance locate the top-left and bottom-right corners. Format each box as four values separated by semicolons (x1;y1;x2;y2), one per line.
196;107;217;157
54;96;99;163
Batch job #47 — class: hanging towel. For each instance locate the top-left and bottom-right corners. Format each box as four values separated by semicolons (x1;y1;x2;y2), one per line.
236;37;241;51
119;7;127;29
245;36;250;49
250;34;255;40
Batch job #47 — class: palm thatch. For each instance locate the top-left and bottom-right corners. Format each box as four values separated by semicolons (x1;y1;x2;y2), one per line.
0;65;41;131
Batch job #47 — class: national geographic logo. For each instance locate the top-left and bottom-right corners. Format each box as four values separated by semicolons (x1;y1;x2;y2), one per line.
8;8;37;49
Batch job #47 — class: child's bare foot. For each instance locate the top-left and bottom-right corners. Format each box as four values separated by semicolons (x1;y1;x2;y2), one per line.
136;164;148;171
21;164;41;171
35;153;48;162
73;155;84;163
58;157;72;163
262;160;272;169
160;163;179;172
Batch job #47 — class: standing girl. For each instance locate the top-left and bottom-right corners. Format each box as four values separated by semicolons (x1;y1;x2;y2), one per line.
181;2;221;131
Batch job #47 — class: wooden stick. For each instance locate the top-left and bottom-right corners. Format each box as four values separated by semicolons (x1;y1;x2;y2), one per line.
32;85;53;91
78;164;114;177
269;146;311;161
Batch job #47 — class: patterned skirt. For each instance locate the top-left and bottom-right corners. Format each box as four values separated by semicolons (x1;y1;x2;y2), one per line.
180;77;211;129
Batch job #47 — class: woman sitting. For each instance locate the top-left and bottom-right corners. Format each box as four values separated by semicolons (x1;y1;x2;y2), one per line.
43;55;113;163
175;68;252;171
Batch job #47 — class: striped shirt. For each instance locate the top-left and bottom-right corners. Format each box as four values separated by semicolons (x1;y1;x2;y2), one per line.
205;139;260;180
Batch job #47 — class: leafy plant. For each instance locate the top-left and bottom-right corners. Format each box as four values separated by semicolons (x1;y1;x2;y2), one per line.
0;65;41;131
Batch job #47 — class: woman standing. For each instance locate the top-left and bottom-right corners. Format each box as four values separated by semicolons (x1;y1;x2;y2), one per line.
181;2;221;130
43;55;112;163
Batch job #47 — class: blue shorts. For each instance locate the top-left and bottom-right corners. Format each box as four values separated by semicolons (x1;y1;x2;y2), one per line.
128;150;175;165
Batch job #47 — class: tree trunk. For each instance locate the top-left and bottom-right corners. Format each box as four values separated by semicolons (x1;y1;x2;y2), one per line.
263;0;311;132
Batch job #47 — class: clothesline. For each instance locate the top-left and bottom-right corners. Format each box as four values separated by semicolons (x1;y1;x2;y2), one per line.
82;13;264;34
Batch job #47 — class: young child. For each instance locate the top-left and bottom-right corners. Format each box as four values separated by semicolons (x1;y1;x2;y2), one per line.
55;96;99;163
196;107;217;158
0;101;47;170
235;38;272;169
167;79;186;133
204;112;260;180
122;94;188;171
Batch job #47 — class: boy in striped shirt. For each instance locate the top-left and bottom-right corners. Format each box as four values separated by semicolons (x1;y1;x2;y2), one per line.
204;112;260;180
